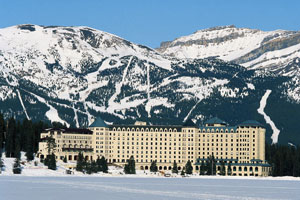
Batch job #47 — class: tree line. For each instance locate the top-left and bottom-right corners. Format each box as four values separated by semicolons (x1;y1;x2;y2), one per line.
75;152;108;174
2;113;300;177
266;143;300;177
0;113;67;161
0;113;64;174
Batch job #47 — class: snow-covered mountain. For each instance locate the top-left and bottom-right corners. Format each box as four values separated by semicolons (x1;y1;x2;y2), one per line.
157;25;300;74
0;24;174;126
0;24;300;144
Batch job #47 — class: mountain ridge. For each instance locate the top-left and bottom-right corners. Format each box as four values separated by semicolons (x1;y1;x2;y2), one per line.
0;24;300;144
157;25;300;73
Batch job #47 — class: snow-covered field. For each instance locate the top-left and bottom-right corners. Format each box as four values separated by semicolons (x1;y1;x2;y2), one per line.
1;153;300;199
1;176;300;200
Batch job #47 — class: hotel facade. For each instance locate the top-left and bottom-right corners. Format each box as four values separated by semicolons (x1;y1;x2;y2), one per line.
38;117;271;176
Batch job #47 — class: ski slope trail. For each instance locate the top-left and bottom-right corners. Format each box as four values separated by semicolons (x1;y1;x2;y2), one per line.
108;56;133;112
17;89;30;120
257;90;280;144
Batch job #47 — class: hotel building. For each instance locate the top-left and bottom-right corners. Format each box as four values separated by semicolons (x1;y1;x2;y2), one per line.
38;117;271;176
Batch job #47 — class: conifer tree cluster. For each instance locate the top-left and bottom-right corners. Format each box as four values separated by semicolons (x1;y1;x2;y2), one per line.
0;113;49;161
172;161;178;174
124;156;136;174
0;151;4;173
185;160;193;174
44;153;57;170
199;155;216;175
3;112;300;177
220;159;226;176
76;152;108;174
13;158;22;174
150;160;158;172
227;162;232;176
266;144;300;177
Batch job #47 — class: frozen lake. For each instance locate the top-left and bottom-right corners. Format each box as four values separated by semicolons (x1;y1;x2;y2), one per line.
1;176;300;200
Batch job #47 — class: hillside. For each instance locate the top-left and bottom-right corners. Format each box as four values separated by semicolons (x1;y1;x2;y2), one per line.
0;24;300;144
157;25;300;73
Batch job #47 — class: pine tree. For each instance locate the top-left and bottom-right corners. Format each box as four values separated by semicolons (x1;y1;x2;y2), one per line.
48;153;56;170
0;113;5;150
63;156;67;163
206;158;212;175
52;122;67;129
76;152;85;172
206;155;216;175
0;150;4;172
185;160;193;174
124;163;130;174
124;156;135;174
25;120;34;161
220;160;226;176
91;160;98;173
180;169;185;176
227;162;232;176
13;158;22;174
44;155;50;167
14;121;22;159
46;136;56;156
211;155;216;175
150;160;158;172
100;156;108;173
199;160;206;175
5;117;16;158
96;156;102;172
21;118;29;152
129;156;136;174
85;162;92;174
294;149;300;177
33;121;48;153
172;160;178;174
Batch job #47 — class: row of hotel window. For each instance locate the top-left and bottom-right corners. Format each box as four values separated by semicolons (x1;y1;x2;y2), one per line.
94;141;255;147
106;128;257;133
96;132;257;137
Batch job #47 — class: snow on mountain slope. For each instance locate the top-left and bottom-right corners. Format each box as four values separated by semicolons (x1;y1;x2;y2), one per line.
1;24;244;127
0;24;171;101
0;25;177;123
2;24;300;144
257;90;280;144
157;25;300;73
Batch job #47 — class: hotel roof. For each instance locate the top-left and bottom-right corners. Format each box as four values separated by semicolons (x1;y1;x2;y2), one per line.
89;116;108;128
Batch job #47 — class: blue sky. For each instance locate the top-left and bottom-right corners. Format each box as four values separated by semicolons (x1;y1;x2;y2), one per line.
1;0;299;48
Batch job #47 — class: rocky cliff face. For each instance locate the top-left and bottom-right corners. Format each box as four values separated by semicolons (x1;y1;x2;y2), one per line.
0;24;300;144
157;25;300;73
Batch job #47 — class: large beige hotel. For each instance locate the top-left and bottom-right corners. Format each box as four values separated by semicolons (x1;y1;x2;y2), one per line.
38;117;271;176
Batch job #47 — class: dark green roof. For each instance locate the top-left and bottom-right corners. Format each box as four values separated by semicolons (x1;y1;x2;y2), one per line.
183;119;196;127
250;159;263;162
204;117;227;125
238;120;264;127
89;117;107;127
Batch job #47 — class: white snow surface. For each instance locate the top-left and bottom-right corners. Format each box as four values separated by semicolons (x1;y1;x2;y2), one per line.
0;24;178;121
247;83;255;90
2;176;300;200
0;86;15;101
158;26;300;71
17;89;30;120
28;91;70;127
257;90;281;144
1;153;300;200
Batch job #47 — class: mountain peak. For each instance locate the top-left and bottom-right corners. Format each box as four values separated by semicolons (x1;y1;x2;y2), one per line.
157;26;300;72
194;25;237;33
